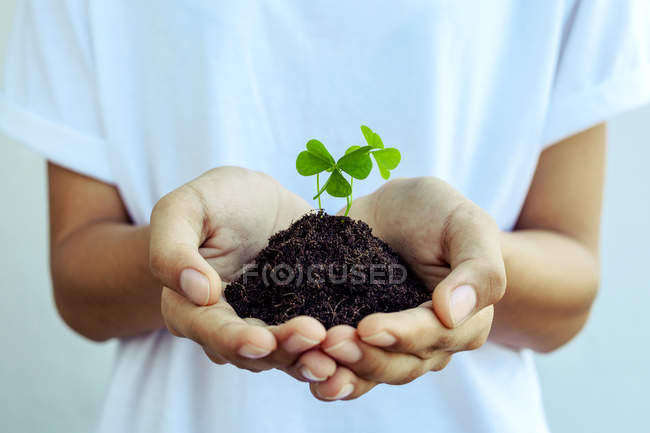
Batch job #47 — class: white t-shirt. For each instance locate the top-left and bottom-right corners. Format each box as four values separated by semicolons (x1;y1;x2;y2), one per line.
2;1;649;432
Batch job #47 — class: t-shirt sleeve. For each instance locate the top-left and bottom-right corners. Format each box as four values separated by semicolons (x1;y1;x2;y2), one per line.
0;0;113;184
542;0;650;147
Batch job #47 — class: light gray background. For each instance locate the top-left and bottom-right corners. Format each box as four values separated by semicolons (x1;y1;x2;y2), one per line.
1;2;648;432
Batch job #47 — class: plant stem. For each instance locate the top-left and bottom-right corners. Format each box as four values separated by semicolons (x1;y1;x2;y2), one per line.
343;177;354;216
316;173;322;209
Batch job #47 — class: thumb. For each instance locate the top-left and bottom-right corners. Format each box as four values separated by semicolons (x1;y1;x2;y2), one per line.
431;205;506;328
149;188;222;306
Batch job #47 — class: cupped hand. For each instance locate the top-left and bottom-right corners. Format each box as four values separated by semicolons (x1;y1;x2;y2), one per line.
310;302;493;400
305;177;506;400
150;166;336;379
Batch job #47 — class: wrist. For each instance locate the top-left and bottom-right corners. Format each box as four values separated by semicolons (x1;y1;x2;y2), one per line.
499;230;515;271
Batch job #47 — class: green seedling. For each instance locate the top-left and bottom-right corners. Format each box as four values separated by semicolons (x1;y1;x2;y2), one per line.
296;125;401;216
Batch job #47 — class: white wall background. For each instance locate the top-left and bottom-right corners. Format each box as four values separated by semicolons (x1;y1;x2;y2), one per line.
1;2;648;432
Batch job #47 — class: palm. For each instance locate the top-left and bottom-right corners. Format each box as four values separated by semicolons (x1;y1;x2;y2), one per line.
189;167;312;282
343;177;468;290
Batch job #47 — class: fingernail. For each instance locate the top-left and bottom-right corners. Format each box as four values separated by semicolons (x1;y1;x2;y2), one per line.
322;383;354;401
300;366;327;382
324;340;362;363
238;344;272;359
450;284;477;326
180;268;210;305
360;331;397;347
283;334;320;353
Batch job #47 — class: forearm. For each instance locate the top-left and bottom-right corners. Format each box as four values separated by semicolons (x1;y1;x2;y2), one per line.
489;230;599;352
51;222;163;341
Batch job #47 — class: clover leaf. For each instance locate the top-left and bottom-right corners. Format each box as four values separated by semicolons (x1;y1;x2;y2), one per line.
296;126;401;215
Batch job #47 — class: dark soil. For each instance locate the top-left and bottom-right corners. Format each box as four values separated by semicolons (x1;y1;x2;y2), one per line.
225;211;430;328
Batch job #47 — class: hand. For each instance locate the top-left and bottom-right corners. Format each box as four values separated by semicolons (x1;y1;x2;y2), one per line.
150;167;336;379
305;177;506;400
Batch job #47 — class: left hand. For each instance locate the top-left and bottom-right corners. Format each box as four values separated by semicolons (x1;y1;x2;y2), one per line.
150;167;336;380
303;177;506;400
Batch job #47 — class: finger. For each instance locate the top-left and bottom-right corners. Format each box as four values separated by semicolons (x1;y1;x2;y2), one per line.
243;317;268;327
265;316;326;366
150;187;222;305
202;348;228;365
432;202;506;327
321;325;430;385
285;349;337;383
357;302;494;356
161;287;277;369
357;303;442;355
310;366;377;401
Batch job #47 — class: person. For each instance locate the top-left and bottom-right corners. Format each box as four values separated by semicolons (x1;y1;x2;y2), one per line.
1;1;649;432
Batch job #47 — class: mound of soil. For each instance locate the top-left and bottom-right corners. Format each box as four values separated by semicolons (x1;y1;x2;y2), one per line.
225;211;430;328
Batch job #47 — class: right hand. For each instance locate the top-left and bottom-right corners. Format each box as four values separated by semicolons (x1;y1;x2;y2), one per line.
308;177;505;400
150;166;336;380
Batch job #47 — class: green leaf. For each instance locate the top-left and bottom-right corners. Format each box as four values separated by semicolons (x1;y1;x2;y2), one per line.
372;148;401;180
377;165;391;179
337;145;373;180
325;169;352;197
345;145;360;155
296;151;332;176
306;139;336;166
360;125;384;149
372;148;401;170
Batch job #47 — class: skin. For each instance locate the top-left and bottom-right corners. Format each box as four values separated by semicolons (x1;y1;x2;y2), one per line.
48;167;161;340
48;124;604;401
